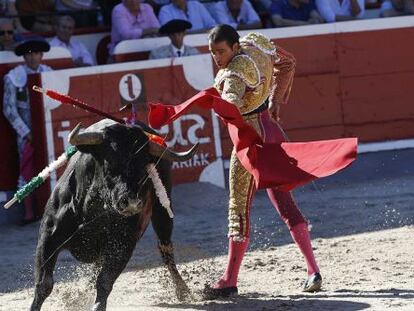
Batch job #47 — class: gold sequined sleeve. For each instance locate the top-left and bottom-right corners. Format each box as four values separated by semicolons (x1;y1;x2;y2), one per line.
221;75;246;110
270;46;296;106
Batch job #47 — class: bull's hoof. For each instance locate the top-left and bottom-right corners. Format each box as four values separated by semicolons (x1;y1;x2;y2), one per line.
91;302;106;311
303;272;323;292
202;286;238;300
175;284;192;302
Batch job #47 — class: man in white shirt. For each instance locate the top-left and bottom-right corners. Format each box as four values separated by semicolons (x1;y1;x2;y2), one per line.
158;0;217;33
149;19;200;59
315;0;365;22
50;15;94;67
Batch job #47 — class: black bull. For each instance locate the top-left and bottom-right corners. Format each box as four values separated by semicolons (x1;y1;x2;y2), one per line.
30;119;199;311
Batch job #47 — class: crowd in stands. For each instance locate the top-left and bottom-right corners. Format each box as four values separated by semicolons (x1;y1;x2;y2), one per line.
0;1;414;57
1;1;413;44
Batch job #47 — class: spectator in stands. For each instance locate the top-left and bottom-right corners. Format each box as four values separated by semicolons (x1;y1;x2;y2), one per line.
50;15;94;66
0;18;19;51
158;0;216;33
0;0;26;32
149;19;199;59
3;37;52;224
380;0;414;17
15;0;55;32
315;0;365;22
271;0;324;27
211;0;262;30
109;0;160;54
55;0;99;28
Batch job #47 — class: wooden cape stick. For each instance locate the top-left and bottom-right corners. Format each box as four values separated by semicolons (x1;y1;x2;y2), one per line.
32;86;166;146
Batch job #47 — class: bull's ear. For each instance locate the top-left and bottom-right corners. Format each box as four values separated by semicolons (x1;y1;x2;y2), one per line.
149;142;199;162
68;123;104;146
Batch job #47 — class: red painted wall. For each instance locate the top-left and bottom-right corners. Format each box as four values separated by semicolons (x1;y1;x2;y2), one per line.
277;27;414;141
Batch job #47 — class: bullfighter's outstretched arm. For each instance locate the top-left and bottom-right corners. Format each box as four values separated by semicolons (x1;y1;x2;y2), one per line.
269;46;296;120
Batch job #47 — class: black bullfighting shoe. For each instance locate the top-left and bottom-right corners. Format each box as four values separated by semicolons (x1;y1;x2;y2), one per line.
202;285;238;300
303;272;323;292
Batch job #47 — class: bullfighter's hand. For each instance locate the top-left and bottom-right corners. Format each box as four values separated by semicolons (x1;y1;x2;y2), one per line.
268;101;281;123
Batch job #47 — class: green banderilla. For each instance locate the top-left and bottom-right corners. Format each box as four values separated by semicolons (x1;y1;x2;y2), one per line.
3;146;78;209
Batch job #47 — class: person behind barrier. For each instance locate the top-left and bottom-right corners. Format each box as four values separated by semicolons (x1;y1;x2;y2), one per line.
109;0;160;55
149;19;199;59
0;17;20;51
50;15;94;66
158;0;216;33
271;0;324;27
2;37;52;224
211;0;262;30
315;0;365;22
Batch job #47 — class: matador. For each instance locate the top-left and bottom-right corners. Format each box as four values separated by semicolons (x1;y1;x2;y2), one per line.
148;24;357;299
203;25;322;298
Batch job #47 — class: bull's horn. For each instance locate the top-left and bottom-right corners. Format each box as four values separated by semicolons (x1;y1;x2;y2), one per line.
134;120;159;136
68;123;104;146
149;142;199;162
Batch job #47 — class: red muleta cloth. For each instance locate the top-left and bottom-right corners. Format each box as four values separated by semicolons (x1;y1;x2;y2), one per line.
149;87;357;191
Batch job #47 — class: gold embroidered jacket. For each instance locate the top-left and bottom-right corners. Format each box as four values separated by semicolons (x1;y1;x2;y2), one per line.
214;32;296;116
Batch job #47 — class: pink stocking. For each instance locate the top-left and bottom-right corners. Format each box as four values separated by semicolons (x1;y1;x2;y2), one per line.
290;222;319;276
213;237;249;288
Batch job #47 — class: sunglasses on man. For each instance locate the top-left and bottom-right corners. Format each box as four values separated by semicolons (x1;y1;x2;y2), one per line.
0;30;14;36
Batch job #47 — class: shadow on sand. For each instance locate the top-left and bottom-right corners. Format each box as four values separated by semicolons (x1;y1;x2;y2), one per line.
155;288;414;310
156;293;371;310
292;288;414;300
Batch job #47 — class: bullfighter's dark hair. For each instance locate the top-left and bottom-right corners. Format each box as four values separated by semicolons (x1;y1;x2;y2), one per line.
208;24;239;47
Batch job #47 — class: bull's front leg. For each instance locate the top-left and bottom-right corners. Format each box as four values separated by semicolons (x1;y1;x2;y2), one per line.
158;241;191;301
92;237;136;311
30;215;66;311
151;204;191;301
151;164;191;301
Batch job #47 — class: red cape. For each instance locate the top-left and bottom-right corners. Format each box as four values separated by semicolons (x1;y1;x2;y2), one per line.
149;87;357;191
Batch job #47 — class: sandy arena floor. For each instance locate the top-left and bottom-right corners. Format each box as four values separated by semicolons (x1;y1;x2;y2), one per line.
0;149;413;310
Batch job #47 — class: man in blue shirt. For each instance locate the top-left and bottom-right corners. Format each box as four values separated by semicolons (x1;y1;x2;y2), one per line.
271;0;323;27
315;0;365;22
158;0;217;32
212;0;262;30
